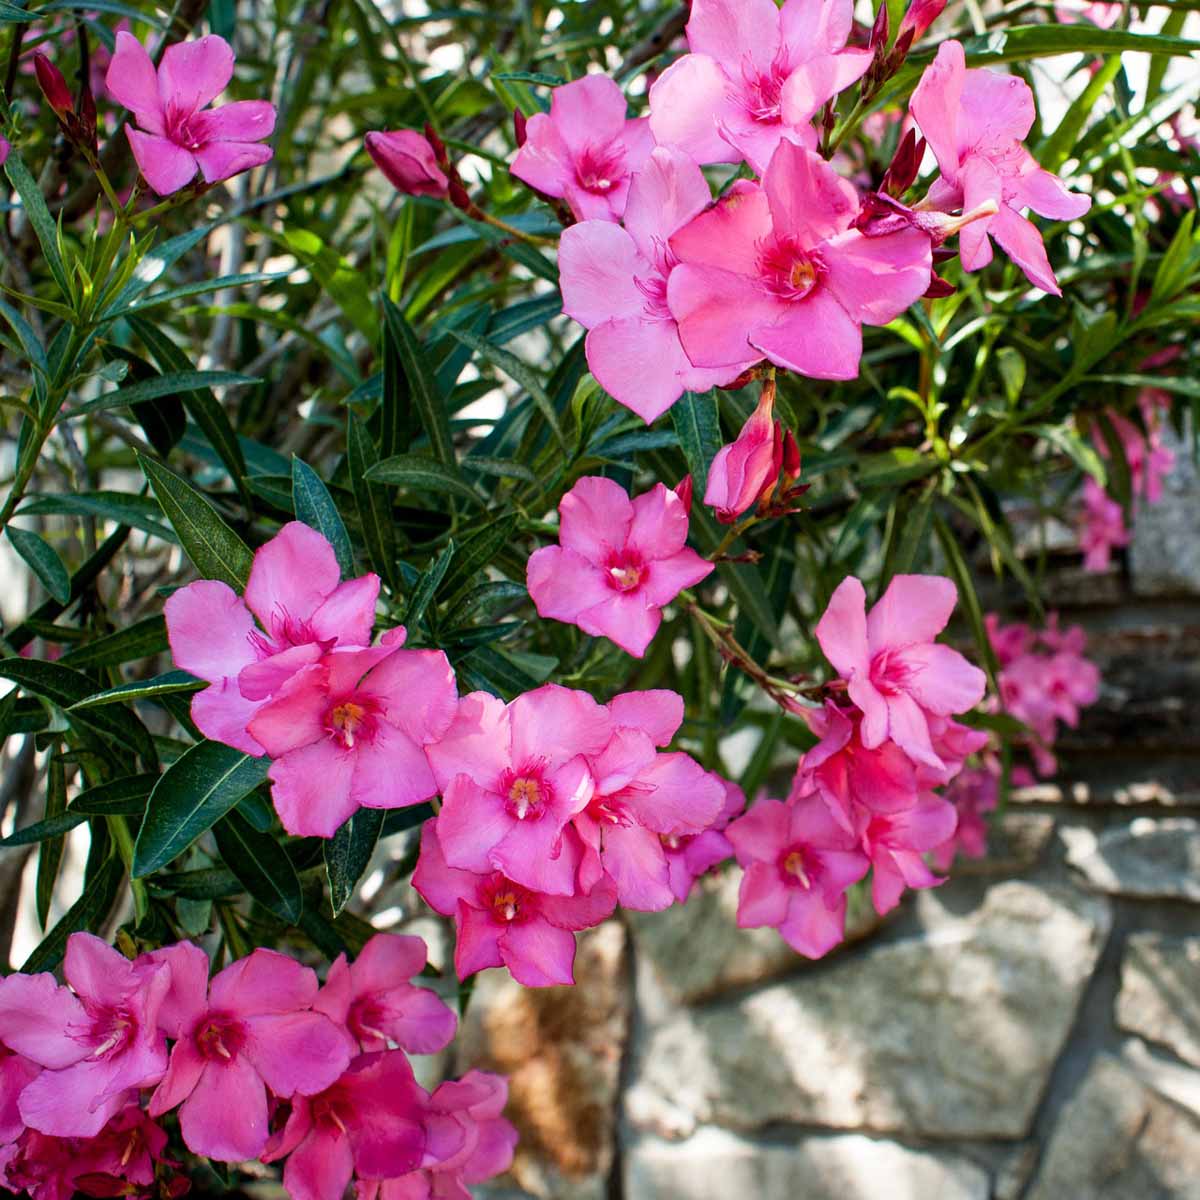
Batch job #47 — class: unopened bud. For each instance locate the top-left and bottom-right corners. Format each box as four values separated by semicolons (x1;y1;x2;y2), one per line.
513;108;528;148
33;52;73;120
673;473;694;513
364;129;450;199
870;1;889;49
924;273;956;299
881;129;924;198
781;429;801;482
448;177;473;213
897;0;948;44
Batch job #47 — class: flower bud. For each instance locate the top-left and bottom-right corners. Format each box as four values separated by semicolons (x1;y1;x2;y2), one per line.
33;53;73;120
897;0;948;44
704;379;784;524
513;108;528;148
673;473;694;514
881;129;924;198
364;129;450;199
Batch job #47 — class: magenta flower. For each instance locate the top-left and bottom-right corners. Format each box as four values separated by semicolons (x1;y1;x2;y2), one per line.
165;522;379;757
106;32;275;196
1078;477;1129;572
425;684;613;895
366;129;449;199
648;0;872;172
910;41;1091;295
897;0;948;43
313;933;456;1056
246;631;458;838
860;794;957;914
814;574;987;771
147;944;354;1162
607;687;686;747
726;795;869;958
930;766;998;871
510;74;652;221
527;476;713;658
662;774;745;903
668;142;932;380
0;1047;39;1148
412;822;617;987
70;1104;177;1196
0;933;170;1138
559;146;756;422
0;137;9;166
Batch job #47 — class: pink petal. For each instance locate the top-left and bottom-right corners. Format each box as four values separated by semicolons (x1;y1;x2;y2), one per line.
149;1039;205;1117
870;857;908;915
778;891;847;958
814;575;870;679
510;684;612;764
893;643;987;715
509;113;573;199
454;906;506;980
584;315;693;425
822;227;932;327
670;181;773;275
378;984;458;1055
126;127;198;196
780;0;856;56
500;920;578;987
425;691;510;793
909;40;965;180
548;74;629;153
106;32;164;129
492;804;581;897
246;664;328;756
959;61;1035;153
0;973;87;1068
686;0;782;72
751;287;863;379
64;930;138;1002
191;679;266;755
763;141;859;245
600;824;674;911
780;49;872;124
0;1054;39;1143
237;643;323;703
350;723;438;811
884;690;943;769
144;941;212;1039
244;522;340;635
411;822;482;916
164;579;257;684
1015;161;1092;220
866;573;957;650
608;689;684;746
629;482;689;561
726;798;791;865
243;1011;353;1097
178;1058;268;1162
642;547;714;607
848;674;891;750
157;34;234;114
194;140;273;184
309;574;380;646
437;775;515;875
631;751;725;834
210;947;316;1014
268;739;359;837
18;1059;127;1137
623;145;714;259
576;592;662;658
720;117;818;179
558;220;646;328
558;475;634;563
192;99;276;143
669;264;780;370
527;545;612;626
648;53;745;166
283;1128;354;1200
538;878;618;931
737;862;790;927
590;727;657;795
958;154;1002;273
991;203;1061;295
366;648;458;745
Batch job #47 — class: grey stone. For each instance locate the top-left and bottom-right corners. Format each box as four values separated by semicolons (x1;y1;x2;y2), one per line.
625;882;1109;1140
952;813;1056;875
1131;418;1200;597
1026;1055;1200;1200
1063;818;1200;901
1117;933;1200;1069
624;1128;990;1200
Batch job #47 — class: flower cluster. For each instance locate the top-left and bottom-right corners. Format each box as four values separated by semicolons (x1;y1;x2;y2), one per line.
0;932;515;1200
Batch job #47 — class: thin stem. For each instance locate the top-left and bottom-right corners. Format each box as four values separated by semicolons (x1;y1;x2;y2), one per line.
473;207;558;247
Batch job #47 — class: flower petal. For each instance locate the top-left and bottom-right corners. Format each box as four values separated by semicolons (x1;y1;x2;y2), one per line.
157;34;234;114
126;128;197;196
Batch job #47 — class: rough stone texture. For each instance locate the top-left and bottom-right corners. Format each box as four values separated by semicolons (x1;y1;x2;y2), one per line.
626;882;1110;1140
1063;817;1200;900
1117;933;1200;1069
624;1129;990;1200
1026;1055;1200;1200
951;813;1056;875
1131;419;1200;597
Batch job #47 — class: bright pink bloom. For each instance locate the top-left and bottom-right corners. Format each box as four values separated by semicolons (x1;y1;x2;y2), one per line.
814;574;987;771
106;32;275;196
607;687;687;747
1054;0;1122;27
860;794;957;914
930;765;998;871
985;612;1034;666
426;685;612;895
314;933;456;1056
648;0;872;172
920;714;991;788
263;1051;428;1200
148;944;354;1162
668;142;931;379
910;40;1091;295
1094;409;1175;506
70;1104;177;1196
510;74;652;221
0;933;169;1138
726;796;869;958
558;146;756;422
703;382;787;522
247;630;458;838
0;1128;78;1200
365;130;449;199
412;822;617;988
661;775;745;903
165;521;380;757
1078;476;1128;572
527;476;713;658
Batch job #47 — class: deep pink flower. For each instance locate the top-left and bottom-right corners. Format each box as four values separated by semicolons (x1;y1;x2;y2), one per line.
510;74;652;221
106;32;275;196
661;774;745;903
165;521;380;757
314;933;456;1056
0;1047;39;1147
703;381;789;523
558;146;756;422
366;130;449;198
426;684;612;895
985;613;1034;666
527;476;713;658
247;630;458;838
930;765;998;871
0;1128;79;1200
726;795;869;958
897;0;948;43
70;1104;176;1196
668;142;931;380
814;574;987;771
648;0;872;172
860;794;957;914
0;933;169;1138
910;40;1091;295
412;822;617;988
1078;476;1128;572
147;944;354;1162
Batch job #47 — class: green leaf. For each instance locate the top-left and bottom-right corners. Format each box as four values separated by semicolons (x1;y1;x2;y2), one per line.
381;299;457;467
71;371;259;417
60;615;168;670
1086;374;1200;399
671;391;722;495
439;514;518;602
70;773;158;816
366;455;483;506
284;228;379;341
1094;411;1133;510
405;541;455;628
7;526;71;604
462;455;537;485
213;810;303;924
834;492;890;559
133;741;271;877
0;808;87;847
932;514;999;688
885;491;934;579
346;412;399;589
325;808;384;916
19;491;178;543
292;457;354;576
139;454;254;589
4;154;70;300
22;855;124;973
70;670;203;711
445;580;528;626
1036;423;1107;484
36;754;68;926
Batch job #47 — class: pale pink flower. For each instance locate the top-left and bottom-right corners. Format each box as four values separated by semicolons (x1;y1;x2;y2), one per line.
930;765;998;871
365;130;449;199
814;574;987;771
106;32;275;196
703;381;797;522
1054;0;1122;27
165;521;380;757
648;0;872;172
1094;409;1175;506
558;146;756;422
661;775;745;903
527;476;713;658
1078;476;1128;572
314;934;456;1056
412;822;617;988
668;142;932;380
510;74;652;221
860;794;957;914
247;630;458;838
148;944;355;1162
726;795;869;958
910;40;1091;295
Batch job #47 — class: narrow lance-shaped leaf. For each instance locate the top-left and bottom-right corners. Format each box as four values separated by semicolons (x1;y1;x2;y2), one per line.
381;298;457;467
292;456;355;576
6;526;71;604
213;810;303;924
325;808;385;917
347;412;399;591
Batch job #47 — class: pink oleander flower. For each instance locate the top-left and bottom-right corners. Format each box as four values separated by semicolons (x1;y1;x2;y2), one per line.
246;630;458;838
71;1104;177;1198
930;765;998;871
814;574;987;771
262;1051;428;1200
510;74;652;221
910;40;1091;295
1094;409;1175;507
668;142;931;380
0;1047;39;1148
426;684;613;895
0;933;170;1138
412;822;618;987
106;32;275;196
165;521;380;757
559;145;756;422
648;0;872;172
860;793;957;914
527;476;713;658
0;1128;79;1200
314;933;456;1056
919;714;991;789
1054;0;1122;27
1078;476;1129;572
726;795;870;958
147;943;354;1162
985;612;1034;667
365;130;449;199
661;774;745;903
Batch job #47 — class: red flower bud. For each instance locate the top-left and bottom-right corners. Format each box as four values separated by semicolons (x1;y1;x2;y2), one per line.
364;130;450;199
897;0;948;43
513;108;528;148
870;1;890;49
448;177;472;213
924;273;956;299
673;473;694;514
881;129;924;198
33;52;73;120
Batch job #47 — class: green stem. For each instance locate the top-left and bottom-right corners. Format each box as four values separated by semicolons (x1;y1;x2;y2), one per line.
107;815;149;924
